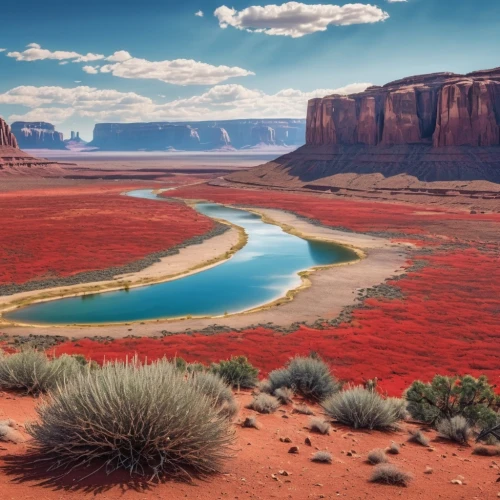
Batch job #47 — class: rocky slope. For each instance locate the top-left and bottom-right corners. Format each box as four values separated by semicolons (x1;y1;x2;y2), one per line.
227;68;500;185
11;122;66;150
89;119;306;151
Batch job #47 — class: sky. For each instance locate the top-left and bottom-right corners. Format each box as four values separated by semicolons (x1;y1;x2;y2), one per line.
0;0;499;140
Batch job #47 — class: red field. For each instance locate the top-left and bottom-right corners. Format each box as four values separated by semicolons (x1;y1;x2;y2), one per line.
51;183;500;397
0;183;214;285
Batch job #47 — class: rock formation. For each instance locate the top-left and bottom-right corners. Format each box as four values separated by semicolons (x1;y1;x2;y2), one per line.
11;122;66;150
89;119;306;151
0;119;18;148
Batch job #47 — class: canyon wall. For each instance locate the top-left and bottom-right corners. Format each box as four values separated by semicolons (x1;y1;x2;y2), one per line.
11;122;66;150
89;119;306;151
306;69;500;148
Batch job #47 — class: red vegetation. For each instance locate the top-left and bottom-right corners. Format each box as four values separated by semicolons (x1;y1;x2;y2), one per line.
0;184;214;285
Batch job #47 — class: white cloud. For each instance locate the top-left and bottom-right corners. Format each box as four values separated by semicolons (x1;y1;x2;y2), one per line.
1;82;371;125
98;51;254;85
387;0;406;2
6;43;105;62
0;48;6;52
214;2;389;37
82;65;100;74
195;10;204;17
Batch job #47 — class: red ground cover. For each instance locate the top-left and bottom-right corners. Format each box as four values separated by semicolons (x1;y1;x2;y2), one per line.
0;183;214;285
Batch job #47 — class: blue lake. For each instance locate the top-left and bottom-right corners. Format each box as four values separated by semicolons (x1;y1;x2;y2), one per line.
6;189;357;325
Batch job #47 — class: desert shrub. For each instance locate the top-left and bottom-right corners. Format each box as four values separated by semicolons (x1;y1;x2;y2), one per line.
309;417;330;435
292;404;314;415
267;356;340;402
387;398;408;421
242;416;259;429
246;394;280;414
27;358;234;478
407;429;430;447
405;375;500;428
210;356;258;389
258;379;273;394
437;415;471;444
311;451;332;463
370;464;412;487
322;387;402;430
173;357;187;372
0;350;82;395
367;448;388;465
387;441;400;455
274;387;294;405
186;362;205;373
472;445;500;456
189;371;238;419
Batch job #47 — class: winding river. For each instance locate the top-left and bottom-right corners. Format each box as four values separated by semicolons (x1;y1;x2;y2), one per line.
5;189;357;325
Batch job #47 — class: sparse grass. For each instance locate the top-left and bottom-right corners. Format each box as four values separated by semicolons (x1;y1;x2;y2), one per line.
27;358;234;479
309;417;331;435
472;445;500;456
246;394;280;414
408;429;430;447
210;356;259;389
274;387;294;405
311;451;332;464
387;441;400;455
292;404;315;415
370;464;412;487
322;387;402;430
242;416;259;429
387;397;408;420
437;415;471;444
0;350;82;395
367;449;388;465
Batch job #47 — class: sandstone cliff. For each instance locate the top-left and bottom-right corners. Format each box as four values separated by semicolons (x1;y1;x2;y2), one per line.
11;122;66;150
0;118;18;149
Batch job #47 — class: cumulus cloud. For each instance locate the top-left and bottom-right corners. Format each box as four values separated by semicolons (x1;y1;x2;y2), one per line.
1;82;371;125
97;51;254;85
195;10;204;17
0;48;6;52
6;43;105;62
214;2;389;37
82;65;100;74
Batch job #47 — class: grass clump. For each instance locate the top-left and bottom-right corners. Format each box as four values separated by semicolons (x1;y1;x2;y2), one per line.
311;451;332;464
309;417;331;435
407;429;430;447
266;356;340;402
0;350;82;395
472;445;500;456
370;464;412;487
246;394;280;414
437;415;471;444
292;404;314;415
242;416;260;429
189;371;238;419
210;356;258;389
387;441;400;455
27;358;234;479
274;387;294;405
367;449;388;465
322;387;402;430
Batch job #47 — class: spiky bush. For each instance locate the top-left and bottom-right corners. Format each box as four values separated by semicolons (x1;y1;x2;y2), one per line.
472;445;500;456
311;451;332;463
0;350;82;395
309;417;331;435
210;356;258;389
322;387;402;430
407;429;430;447
189;371;238;419
387;441;400;455
246;394;280;414
370;464;412;487
27;358;234;479
437;415;471;444
387;398;408;421
405;375;500;428
242;416;259;429
292;404;314;415
367;449;388;465
274;387;294;405
266;356;340;402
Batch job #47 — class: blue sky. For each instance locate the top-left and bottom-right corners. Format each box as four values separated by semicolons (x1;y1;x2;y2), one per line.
1;0;499;140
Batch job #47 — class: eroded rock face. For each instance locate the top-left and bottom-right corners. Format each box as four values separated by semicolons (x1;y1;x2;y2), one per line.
11;122;66;150
0;118;18;148
306;68;500;148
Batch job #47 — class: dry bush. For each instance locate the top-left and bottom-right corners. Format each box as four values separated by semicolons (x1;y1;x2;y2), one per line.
322;387;402;430
367;448;388;465
386;397;408;420
311;451;332;464
242;416;259;429
437;415;471;444
246;394;280;414
370;464;412;487
292;404;315;415
309;417;331;435
274;387;294;405
387;441;400;455
0;350;82;395
472;445;500;456
408;429;430;447
27;358;234;479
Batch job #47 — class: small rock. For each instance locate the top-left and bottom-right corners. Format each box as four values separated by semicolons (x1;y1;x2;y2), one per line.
288;446;299;454
424;466;433;474
451;479;462;485
305;437;312;446
278;470;290;476
346;451;353;457
280;437;292;443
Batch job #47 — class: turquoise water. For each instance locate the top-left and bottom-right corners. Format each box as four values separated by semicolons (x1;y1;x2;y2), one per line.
6;190;357;325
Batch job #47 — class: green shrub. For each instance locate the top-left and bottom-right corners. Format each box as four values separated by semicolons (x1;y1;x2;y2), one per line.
322;387;402;430
437;415;471;444
27;358;234;478
246;394;280;414
266;356;340;402
0;350;82;395
210;356;259;389
405;375;500;428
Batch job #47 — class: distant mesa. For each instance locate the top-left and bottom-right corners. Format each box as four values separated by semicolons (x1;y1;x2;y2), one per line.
227;68;500;185
11;121;67;150
88;119;306;151
64;130;88;150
